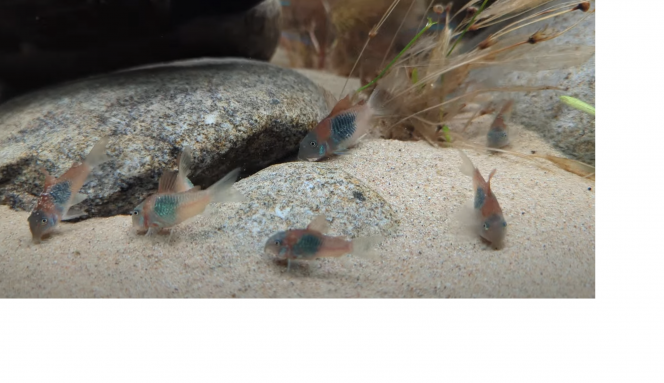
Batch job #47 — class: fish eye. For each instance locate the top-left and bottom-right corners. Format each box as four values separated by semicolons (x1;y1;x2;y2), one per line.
310;141;317;147
483;222;490;230
131;210;138;215
274;240;281;246
41;218;48;225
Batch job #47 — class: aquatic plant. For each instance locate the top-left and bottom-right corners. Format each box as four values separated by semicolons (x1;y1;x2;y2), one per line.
279;0;428;83
344;0;596;177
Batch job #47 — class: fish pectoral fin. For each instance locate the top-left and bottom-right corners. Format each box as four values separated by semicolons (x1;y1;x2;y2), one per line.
306;214;330;234
71;193;88;206
334;148;350;155
146;227;160;236
62;206;88;221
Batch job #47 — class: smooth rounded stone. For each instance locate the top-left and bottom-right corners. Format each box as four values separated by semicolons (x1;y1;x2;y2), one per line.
470;1;595;165
0;0;280;102
0;58;330;216
210;161;400;252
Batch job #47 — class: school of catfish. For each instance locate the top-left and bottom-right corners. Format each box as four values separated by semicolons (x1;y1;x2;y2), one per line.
26;86;513;270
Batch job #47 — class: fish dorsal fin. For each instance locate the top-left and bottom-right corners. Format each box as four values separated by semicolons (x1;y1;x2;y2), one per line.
39;168;57;188
158;170;180;193
319;86;339;111
329;95;354;117
185;186;202;193
487;169;497;194
306;214;330;234
177;147;193;178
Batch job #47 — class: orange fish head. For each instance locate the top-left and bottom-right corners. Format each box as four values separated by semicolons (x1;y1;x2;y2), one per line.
27;209;58;243
298;123;330;162
264;231;289;259
480;213;507;249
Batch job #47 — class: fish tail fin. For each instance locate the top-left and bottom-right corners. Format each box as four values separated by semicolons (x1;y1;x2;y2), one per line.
177;146;193;178
367;87;392;117
457;149;476;177
454;204;480;239
84;137;110;168
350;235;384;260
207;168;246;204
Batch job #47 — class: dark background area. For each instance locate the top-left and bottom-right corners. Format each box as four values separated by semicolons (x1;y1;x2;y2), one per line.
0;0;275;103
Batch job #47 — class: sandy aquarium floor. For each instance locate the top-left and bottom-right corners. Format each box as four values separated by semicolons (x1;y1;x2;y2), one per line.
0;115;594;297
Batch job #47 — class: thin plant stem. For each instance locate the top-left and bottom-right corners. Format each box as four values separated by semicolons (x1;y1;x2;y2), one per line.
379;0;418;70
447;0;489;57
339;0;401;98
357;18;437;93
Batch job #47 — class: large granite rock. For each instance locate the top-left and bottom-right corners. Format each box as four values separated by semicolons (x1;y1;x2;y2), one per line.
211;161;400;254
0;0;281;103
0;58;329;216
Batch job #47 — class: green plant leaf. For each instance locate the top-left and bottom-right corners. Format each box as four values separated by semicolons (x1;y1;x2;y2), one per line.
559;96;595;116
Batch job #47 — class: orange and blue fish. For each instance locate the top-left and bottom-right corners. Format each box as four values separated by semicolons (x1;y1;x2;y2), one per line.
131;165;245;235
486;100;513;149
458;150;507;249
298;89;388;161
264;215;384;270
28;138;110;243
131;147;196;229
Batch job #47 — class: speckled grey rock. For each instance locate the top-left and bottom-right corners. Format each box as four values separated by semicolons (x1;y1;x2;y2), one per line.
207;161;399;255
0;58;329;216
471;2;595;164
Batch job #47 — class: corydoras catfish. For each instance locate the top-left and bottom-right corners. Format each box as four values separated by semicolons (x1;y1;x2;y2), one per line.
486;100;513;149
298;88;389;161
458;150;507;249
264;214;384;270
132;168;245;235
131;147;196;229
28;138;110;243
